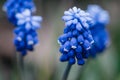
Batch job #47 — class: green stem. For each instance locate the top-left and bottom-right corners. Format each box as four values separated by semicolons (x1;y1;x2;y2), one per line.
75;59;91;80
17;52;25;80
62;63;72;80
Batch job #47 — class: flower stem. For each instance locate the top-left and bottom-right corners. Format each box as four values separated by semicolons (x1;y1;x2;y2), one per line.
62;63;72;80
75;59;91;80
17;52;25;80
19;53;24;71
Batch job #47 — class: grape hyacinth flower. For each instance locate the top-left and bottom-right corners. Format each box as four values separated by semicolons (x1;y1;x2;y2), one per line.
87;5;109;27
14;9;42;56
58;7;94;65
3;0;36;24
15;9;42;30
3;0;42;78
3;0;36;13
87;5;110;57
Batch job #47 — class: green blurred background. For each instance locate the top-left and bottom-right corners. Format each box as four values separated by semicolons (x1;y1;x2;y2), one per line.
0;0;120;80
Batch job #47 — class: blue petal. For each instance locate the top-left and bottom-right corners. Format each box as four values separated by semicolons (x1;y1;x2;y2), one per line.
72;30;79;36
64;41;71;52
60;54;68;62
69;58;76;64
76;53;82;60
67;50;75;57
77;35;84;44
77;59;85;65
70;37;78;49
75;45;82;53
76;23;82;31
83;40;91;50
58;34;68;44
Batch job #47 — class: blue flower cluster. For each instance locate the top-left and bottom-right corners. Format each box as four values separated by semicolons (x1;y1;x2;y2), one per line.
14;9;42;56
58;7;94;65
3;0;42;56
3;0;36;24
87;5;110;57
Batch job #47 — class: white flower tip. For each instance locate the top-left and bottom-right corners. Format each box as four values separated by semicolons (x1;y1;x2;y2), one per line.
72;46;77;49
17;37;22;41
86;46;91;50
23;9;31;16
28;41;34;45
57;40;61;44
16;13;22;19
68;8;73;13
90;40;94;44
72;6;78;13
72;19;78;24
64;48;69;52
80;42;83;44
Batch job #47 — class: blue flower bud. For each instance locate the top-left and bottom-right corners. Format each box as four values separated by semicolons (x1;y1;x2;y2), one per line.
77;35;84;44
59;46;65;53
72;30;79;36
64;41;71;52
82;50;89;58
67;50;75;57
76;53;82;60
83;32;94;44
58;34;68;45
76;23;83;32
75;45;82;53
70;37;78;49
27;45;34;51
69;58;76;64
65;20;73;27
77;59;85;65
60;54;69;62
70;24;76;30
21;50;27;56
64;27;70;33
83;40;91;50
67;32;73;38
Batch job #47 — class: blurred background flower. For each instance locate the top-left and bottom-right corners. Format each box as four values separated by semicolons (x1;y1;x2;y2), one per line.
0;0;120;80
14;9;42;56
86;5;110;57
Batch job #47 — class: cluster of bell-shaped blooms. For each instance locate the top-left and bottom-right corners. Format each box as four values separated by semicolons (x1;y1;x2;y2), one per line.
58;7;95;65
14;9;42;56
3;0;42;56
3;0;36;25
87;5;110;57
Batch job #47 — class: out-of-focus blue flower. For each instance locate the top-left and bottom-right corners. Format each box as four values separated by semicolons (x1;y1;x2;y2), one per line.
87;5;109;27
58;7;94;65
14;9;42;56
14;27;39;56
15;9;42;30
87;5;110;57
3;0;36;24
3;0;42;56
3;0;36;12
89;28;110;57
